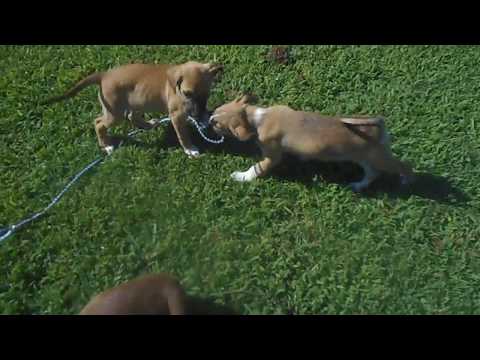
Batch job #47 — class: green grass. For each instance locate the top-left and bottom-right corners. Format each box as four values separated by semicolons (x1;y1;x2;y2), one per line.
1;45;479;314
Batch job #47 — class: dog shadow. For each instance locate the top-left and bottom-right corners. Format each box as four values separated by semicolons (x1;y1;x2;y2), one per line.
270;155;470;205
360;171;470;205
120;124;259;159
120;126;469;205
187;296;238;315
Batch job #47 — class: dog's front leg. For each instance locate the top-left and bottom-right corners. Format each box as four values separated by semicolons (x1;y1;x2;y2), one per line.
170;110;200;158
231;147;282;182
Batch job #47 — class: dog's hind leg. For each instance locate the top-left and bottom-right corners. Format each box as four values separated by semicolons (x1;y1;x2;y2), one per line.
349;161;380;192
95;116;122;155
95;92;123;155
128;111;157;130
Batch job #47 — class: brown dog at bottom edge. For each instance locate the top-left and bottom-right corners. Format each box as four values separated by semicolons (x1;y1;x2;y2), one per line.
79;273;189;315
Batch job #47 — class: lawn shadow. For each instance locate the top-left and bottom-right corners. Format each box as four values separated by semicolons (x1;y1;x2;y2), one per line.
271;156;470;205
359;172;471;205
120;124;260;160
114;125;180;152
187;295;239;315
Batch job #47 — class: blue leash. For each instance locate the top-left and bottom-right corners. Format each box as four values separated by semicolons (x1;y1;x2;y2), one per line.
0;157;103;242
0;116;223;244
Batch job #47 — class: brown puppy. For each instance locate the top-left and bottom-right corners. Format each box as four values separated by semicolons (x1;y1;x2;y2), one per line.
210;95;415;191
79;273;187;315
43;62;223;157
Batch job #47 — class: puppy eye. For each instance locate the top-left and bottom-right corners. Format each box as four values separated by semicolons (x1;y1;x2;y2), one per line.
183;90;193;98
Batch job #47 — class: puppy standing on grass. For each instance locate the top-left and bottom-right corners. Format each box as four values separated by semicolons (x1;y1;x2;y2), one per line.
42;61;223;157
79;273;187;315
210;95;415;192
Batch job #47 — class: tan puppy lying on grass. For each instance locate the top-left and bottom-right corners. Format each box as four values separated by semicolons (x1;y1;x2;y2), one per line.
43;61;223;157
79;273;187;315
210;95;415;192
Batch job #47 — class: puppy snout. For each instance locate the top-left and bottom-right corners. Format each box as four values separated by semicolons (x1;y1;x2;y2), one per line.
190;103;209;121
191;106;200;118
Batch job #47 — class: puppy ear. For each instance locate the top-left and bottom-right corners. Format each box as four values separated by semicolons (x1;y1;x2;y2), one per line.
167;66;183;91
234;94;245;103
230;106;254;141
206;63;224;76
243;93;258;104
235;93;257;105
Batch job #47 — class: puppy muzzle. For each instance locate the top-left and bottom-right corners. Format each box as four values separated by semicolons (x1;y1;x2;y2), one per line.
209;113;230;136
208;112;225;124
185;102;210;126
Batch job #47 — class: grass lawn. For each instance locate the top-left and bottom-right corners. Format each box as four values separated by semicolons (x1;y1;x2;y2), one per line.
0;45;479;314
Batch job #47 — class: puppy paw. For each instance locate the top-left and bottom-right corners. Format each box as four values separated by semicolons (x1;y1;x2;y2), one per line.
184;146;201;158
104;145;115;155
231;171;251;182
231;167;257;182
147;118;162;128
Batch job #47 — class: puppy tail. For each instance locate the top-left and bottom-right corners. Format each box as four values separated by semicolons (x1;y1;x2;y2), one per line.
341;117;390;146
40;72;105;106
340;116;385;127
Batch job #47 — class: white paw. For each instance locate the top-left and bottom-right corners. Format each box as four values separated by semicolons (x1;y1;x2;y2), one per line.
231;166;257;182
147;118;161;128
104;145;115;155
231;171;251;182
184;146;200;158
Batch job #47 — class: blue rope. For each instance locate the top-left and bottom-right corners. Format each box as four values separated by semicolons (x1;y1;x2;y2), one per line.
0;116;223;244
188;116;225;145
0;156;104;243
